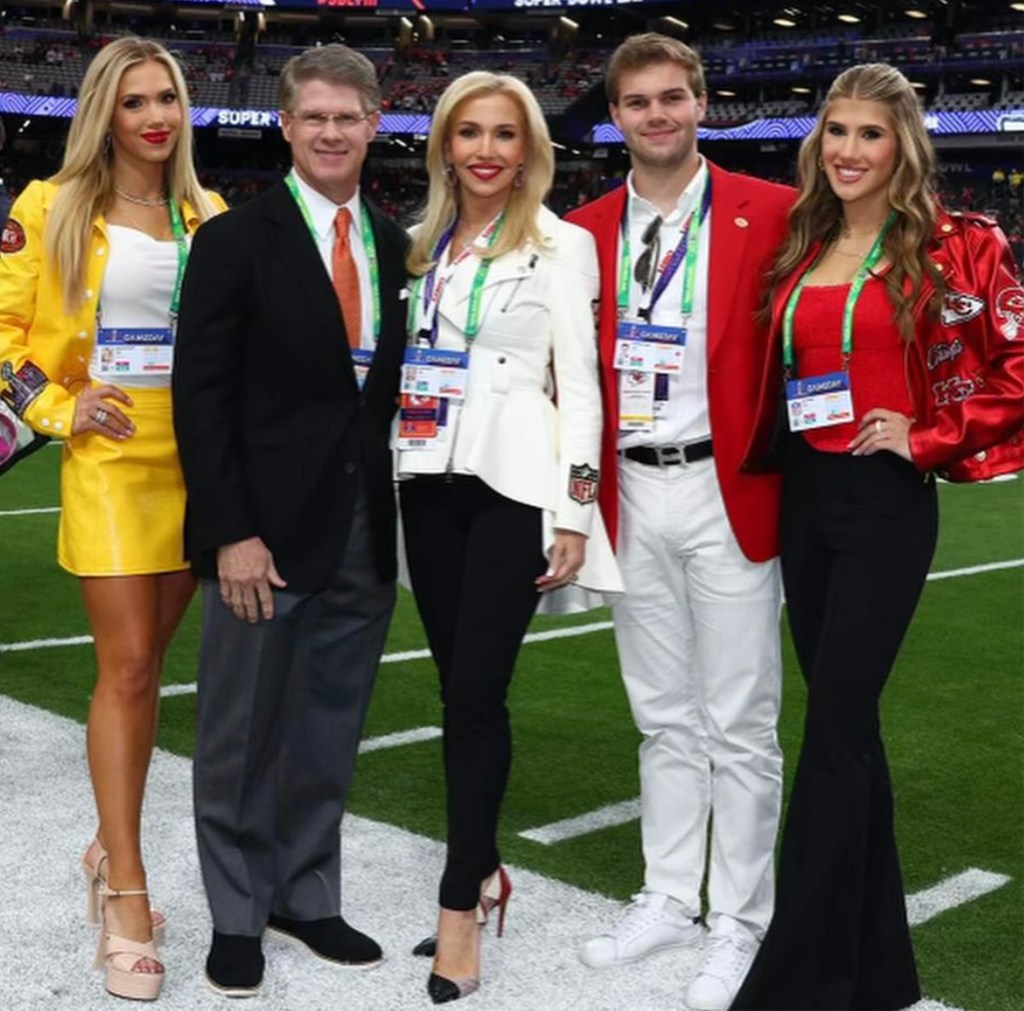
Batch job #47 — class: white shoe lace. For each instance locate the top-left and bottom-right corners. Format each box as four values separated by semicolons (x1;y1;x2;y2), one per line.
607;893;674;943
699;932;754;983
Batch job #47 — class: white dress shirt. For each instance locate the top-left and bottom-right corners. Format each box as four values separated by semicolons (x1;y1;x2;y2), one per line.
617;158;712;449
290;171;374;349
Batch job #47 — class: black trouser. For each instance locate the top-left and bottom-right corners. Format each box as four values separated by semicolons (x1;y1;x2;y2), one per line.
400;475;547;910
733;436;937;1011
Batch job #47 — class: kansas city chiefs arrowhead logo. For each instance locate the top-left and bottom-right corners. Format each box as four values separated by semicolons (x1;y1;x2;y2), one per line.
940;291;985;326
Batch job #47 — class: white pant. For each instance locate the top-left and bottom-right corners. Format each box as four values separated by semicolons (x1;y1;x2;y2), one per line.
613;456;783;937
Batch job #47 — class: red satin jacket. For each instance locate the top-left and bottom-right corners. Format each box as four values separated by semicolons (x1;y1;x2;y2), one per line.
746;209;1023;481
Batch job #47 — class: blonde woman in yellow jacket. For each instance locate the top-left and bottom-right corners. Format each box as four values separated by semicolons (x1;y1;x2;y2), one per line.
0;37;224;1001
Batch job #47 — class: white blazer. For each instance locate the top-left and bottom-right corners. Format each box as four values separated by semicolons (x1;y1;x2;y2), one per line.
397;205;622;612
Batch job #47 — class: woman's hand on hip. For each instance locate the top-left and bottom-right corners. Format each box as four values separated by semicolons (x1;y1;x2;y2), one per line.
72;384;135;439
217;536;288;622
850;408;913;462
536;530;586;593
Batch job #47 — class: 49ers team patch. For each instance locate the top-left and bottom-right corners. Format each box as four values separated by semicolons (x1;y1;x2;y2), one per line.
1;219;25;254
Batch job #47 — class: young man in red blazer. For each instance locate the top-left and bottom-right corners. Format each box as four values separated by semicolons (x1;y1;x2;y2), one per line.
567;34;794;1011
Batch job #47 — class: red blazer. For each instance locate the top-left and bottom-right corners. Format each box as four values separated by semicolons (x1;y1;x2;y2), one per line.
567;161;795;563
745;209;1023;482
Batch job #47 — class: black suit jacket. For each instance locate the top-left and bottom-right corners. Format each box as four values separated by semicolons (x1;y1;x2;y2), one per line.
172;181;409;592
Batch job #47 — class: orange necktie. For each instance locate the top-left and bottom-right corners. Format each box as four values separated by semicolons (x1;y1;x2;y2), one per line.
332;207;362;349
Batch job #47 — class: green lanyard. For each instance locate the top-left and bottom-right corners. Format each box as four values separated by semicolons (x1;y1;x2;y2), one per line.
409;213;505;345
285;170;381;343
167;199;189;321
782;211;897;372
616;173;709;320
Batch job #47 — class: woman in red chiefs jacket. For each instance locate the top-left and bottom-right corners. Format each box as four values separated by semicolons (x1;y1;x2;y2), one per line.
732;64;1022;1011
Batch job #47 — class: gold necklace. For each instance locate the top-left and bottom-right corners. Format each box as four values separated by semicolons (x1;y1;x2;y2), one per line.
114;186;168;207
833;244;875;259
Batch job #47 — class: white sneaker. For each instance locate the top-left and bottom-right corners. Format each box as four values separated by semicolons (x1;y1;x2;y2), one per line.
685;925;759;1011
579;892;703;969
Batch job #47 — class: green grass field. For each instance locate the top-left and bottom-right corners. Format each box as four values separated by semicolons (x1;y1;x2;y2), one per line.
1;446;1022;1011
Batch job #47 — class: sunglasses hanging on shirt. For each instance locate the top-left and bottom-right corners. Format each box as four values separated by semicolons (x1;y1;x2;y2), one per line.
633;216;663;292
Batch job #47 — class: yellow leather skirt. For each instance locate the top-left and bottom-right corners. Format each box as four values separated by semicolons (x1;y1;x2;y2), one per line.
58;387;189;576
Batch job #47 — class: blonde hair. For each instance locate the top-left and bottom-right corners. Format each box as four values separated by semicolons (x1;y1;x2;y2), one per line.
407;72;555;276
46;36;218;312
763;62;943;340
606;32;706;104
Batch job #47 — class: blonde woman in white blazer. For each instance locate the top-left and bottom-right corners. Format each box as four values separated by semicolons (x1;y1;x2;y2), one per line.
397;72;620;1005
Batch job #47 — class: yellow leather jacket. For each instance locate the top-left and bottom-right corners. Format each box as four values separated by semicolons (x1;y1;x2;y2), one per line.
0;179;226;437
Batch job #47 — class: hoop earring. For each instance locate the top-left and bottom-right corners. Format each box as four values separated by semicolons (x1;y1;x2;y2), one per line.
513;164;525;190
443;163;457;188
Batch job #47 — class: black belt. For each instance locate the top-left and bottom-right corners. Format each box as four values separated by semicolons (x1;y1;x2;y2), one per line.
620;440;713;466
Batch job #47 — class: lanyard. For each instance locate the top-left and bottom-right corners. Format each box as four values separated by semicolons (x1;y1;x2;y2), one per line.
617;173;712;322
97;199;190;328
409;212;505;346
284;170;382;343
166;200;188;321
782;211;897;372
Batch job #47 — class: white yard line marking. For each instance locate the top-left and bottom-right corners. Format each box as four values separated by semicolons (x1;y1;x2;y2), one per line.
359;725;442;754
0;634;93;653
926;559;1023;581
348;622;615;668
1;560;1017;672
907;867;1011;927
0;506;60;517
519;798;642;845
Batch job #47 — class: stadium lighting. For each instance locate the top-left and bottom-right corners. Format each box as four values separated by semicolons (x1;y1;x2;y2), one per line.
1012;2;1024;11
661;16;689;29
716;89;737;96
910;80;927;89
837;13;861;23
791;86;812;94
560;16;579;29
970;78;992;85
905;8;929;17
773;17;797;27
711;21;735;31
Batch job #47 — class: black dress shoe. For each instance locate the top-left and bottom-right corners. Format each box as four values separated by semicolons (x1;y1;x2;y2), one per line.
413;934;437;957
427;971;479;1004
205;931;264;997
266;914;383;969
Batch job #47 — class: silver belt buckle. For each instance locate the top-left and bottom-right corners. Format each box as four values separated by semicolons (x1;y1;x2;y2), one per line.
653;445;682;466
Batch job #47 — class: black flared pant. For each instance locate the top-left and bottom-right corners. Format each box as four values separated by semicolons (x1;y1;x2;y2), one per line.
733;436;937;1011
400;475;547;910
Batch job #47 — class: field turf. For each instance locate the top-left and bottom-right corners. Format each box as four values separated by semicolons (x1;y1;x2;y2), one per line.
1;445;1021;1011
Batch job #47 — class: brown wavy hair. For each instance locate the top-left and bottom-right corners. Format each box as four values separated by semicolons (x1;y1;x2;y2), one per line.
762;63;944;340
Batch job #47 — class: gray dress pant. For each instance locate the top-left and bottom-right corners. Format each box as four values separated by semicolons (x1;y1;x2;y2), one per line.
193;491;395;936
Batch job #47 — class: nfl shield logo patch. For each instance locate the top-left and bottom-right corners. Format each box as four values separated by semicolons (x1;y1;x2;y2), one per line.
569;463;599;505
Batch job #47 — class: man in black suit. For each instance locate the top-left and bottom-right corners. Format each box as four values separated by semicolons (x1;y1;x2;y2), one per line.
172;44;409;997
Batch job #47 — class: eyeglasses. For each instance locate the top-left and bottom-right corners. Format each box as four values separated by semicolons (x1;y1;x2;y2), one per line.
293;110;377;132
633;215;662;291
